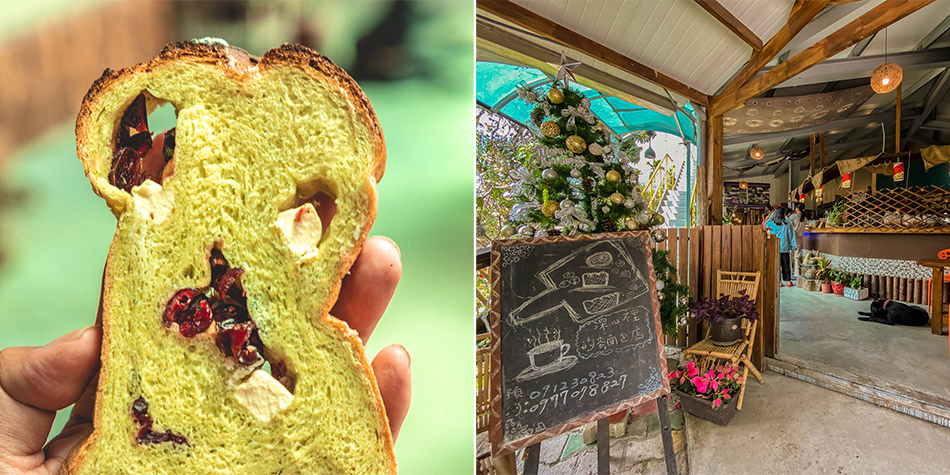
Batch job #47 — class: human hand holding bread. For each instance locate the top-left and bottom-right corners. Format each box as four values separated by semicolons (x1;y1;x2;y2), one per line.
0;238;408;474
1;41;408;474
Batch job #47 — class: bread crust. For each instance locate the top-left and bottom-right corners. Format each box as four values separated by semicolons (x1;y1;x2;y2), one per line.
67;41;394;474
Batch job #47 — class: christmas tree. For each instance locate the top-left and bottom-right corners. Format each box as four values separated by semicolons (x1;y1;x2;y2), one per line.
501;80;668;242
490;75;693;337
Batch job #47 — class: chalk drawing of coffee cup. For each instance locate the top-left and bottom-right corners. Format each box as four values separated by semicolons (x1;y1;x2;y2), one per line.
515;339;578;382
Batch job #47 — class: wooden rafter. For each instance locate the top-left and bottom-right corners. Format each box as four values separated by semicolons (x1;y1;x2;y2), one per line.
711;0;935;118
694;0;763;50
716;0;829;100
477;0;710;106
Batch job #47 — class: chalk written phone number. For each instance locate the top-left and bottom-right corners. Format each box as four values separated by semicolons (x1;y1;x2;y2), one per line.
510;369;628;418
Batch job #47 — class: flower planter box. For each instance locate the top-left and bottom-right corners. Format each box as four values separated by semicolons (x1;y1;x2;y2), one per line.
831;282;845;295
844;287;869;301
674;389;737;426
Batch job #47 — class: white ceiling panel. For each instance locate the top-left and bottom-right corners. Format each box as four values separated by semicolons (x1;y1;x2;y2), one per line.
510;0;753;95
719;0;794;44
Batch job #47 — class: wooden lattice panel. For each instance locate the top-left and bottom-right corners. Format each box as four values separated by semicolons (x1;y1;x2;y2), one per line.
841;186;950;231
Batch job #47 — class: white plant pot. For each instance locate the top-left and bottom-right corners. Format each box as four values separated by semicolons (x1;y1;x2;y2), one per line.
844;287;869;301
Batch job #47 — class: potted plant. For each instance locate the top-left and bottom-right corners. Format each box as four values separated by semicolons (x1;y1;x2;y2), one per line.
825;201;845;227
831;270;847;295
668;360;743;426
844;274;869;301
815;258;833;293
688;290;758;346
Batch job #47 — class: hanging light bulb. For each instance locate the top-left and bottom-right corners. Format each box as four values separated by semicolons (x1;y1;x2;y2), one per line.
750;146;765;160
871;28;902;94
739;181;749;189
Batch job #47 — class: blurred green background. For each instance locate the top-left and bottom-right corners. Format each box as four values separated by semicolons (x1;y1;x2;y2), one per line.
0;1;473;473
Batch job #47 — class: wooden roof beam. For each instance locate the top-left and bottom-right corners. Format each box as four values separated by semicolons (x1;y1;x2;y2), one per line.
711;0;935;118
716;0;829;100
694;0;763;50
477;0;710;106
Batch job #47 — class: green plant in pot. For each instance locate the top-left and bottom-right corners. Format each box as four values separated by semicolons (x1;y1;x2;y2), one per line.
815;258;834;292
831;270;848;295
689;290;759;346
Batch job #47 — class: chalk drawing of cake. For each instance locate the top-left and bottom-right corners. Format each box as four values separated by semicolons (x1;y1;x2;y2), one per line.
582;271;609;288
582;292;620;314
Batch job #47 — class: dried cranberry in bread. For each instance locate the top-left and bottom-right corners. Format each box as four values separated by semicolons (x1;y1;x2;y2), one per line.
64;40;395;474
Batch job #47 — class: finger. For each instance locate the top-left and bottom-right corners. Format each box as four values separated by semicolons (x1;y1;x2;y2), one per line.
0;326;101;459
372;344;411;443
332;236;401;345
63;374;98;432
42;422;93;475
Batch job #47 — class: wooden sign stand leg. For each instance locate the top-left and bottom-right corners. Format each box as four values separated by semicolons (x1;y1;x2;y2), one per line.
523;443;541;475
657;395;679;475
597;417;610;474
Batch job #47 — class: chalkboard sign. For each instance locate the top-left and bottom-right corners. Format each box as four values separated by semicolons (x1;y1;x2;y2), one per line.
489;232;670;455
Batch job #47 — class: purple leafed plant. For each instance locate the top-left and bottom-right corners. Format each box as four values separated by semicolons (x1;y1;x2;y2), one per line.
688;289;759;323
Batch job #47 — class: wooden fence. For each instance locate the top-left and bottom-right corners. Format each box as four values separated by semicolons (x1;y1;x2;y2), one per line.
655;225;779;369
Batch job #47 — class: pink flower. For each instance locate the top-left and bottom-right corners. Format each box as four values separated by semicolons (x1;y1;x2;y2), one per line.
712;398;722;409
691;376;709;394
668;370;681;380
686;361;699;378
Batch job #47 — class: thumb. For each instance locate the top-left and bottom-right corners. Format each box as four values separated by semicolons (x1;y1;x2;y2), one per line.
0;326;101;460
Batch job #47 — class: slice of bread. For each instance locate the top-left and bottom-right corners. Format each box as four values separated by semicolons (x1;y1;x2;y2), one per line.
64;41;394;474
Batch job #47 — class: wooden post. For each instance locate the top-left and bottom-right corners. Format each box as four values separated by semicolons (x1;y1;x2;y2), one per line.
809;134;816;176
819;133;825;169
597;418;609;474
707;115;724;224
917;259;949;336
896;82;902;152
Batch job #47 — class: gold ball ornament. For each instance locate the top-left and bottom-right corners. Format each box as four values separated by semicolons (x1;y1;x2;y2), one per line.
565;135;587;154
547;88;565;104
652;214;666;226
542;200;559;217
541;120;560;138
588;143;603;155
610;192;625;204
623;217;640;230
606;170;622;183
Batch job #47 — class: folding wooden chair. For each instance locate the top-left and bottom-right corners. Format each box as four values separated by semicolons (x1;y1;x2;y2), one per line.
683;270;764;410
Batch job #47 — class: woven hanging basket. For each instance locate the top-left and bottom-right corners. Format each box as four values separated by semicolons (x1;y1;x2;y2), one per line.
871;63;903;94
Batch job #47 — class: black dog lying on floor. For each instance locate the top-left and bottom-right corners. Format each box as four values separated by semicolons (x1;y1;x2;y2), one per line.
857;299;930;326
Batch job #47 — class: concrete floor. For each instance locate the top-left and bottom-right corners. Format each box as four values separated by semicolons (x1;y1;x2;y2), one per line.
688;369;950;475
776;286;950;408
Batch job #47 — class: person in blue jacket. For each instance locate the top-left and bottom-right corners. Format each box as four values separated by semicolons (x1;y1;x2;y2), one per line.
766;205;798;287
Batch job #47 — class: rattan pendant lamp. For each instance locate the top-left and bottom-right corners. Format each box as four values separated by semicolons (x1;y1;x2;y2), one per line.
871;28;902;94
